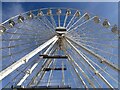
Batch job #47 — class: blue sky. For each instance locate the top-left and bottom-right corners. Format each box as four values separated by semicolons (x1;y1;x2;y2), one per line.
2;2;118;25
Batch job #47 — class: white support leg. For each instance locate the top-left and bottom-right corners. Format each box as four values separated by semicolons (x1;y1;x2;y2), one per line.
17;39;58;86
65;38;114;89
0;36;58;81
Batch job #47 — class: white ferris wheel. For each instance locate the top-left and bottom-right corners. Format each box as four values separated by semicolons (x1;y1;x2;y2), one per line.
0;7;119;89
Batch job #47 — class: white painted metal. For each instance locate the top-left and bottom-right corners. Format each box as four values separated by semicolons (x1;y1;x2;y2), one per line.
17;39;58;86
28;47;57;86
58;15;61;27
67;54;96;88
68;16;95;33
67;54;88;88
65;38;114;89
66;10;78;29
67;12;87;31
0;36;58;81
66;36;119;71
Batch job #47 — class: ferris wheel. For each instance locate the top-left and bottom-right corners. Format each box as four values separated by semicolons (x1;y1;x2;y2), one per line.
0;7;119;89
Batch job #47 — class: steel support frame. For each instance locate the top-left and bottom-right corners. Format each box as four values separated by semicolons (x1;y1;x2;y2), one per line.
27;47;57;86
0;35;58;81
65;38;114;89
17;39;58;86
66;36;119;71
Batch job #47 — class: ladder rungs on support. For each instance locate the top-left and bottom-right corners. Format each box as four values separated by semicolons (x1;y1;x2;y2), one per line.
39;55;68;59
43;67;67;71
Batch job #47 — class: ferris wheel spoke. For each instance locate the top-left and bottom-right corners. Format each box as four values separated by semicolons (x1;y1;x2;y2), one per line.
74;38;117;49
65;58;80;87
17;40;57;86
68;16;95;33
76;41;117;57
72;51;102;88
62;42;98;88
32;13;54;30
42;14;55;29
35;59;53;86
1;32;52;42
2;41;43;60
47;59;56;87
65;46;102;88
66;10;78;29
2;36;57;62
66;54;88;88
83;54;119;85
37;17;55;33
58;14;61;27
63;14;68;27
27;47;57;86
5;22;52;36
64;50;96;88
68;33;117;48
4;31;45;36
35;47;58;86
37;17;54;30
0;36;58;81
77;49;117;88
1;36;45;42
67;13;87;31
2;58;35;89
66;36;119;71
50;15;57;28
74;39;117;48
65;38;114;88
20;21;43;34
72;36;118;42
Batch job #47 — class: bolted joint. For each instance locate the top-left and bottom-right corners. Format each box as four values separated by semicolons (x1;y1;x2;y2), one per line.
100;60;104;63
94;70;99;75
26;69;31;74
23;59;28;63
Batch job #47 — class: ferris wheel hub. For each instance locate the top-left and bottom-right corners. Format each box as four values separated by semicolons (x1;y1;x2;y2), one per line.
56;27;67;34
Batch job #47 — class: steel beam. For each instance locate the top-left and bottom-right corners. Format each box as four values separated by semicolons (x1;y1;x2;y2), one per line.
67;13;87;31
0;36;58;81
66;36;120;71
67;53;88;88
17;39;58;86
65;38;114;89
